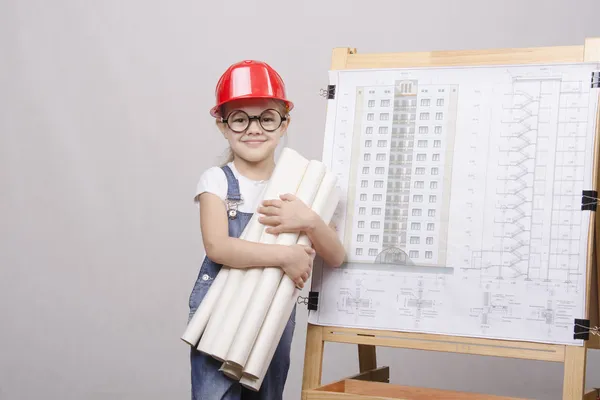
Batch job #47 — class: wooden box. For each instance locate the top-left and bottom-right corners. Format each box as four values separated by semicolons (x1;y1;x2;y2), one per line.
303;378;529;400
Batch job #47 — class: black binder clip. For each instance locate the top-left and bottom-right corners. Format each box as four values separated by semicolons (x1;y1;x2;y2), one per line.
581;190;597;211
574;318;590;340
592;71;600;88
319;85;336;99
298;291;319;311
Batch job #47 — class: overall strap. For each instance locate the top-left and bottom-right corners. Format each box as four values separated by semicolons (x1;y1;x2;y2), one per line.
220;165;242;201
220;165;242;219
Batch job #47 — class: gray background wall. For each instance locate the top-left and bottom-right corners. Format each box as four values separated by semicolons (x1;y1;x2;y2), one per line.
1;0;599;399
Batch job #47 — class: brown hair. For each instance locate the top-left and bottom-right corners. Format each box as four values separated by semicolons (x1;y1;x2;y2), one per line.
222;147;235;165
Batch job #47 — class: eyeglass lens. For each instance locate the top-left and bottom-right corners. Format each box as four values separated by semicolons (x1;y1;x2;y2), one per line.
226;109;283;132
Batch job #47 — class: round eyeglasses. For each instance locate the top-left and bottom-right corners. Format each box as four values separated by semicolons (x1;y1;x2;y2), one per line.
222;109;286;133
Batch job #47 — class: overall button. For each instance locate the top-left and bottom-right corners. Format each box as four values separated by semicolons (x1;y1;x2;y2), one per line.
202;274;210;281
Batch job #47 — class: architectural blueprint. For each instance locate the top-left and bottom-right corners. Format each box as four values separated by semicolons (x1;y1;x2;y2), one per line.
309;62;600;345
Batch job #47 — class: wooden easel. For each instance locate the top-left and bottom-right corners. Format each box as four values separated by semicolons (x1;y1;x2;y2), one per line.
302;38;600;400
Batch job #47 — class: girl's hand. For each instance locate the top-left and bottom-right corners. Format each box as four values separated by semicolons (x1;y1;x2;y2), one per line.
257;193;318;235
280;244;315;288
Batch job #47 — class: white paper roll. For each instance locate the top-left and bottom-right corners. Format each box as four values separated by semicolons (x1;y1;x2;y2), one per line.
225;160;326;368
239;372;259;391
207;268;262;360
239;290;295;391
206;148;310;359
270;160;326;250
239;374;259;391
219;361;243;381
180;267;230;346
242;172;339;379
196;210;265;354
195;270;242;353
180;217;254;347
256;148;312;246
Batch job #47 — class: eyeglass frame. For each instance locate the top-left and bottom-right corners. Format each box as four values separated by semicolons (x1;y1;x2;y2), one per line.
220;108;288;133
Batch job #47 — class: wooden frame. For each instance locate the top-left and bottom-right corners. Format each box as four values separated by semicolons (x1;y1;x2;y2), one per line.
302;38;600;400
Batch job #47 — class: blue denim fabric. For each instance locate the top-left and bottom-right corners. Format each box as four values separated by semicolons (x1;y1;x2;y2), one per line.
188;165;296;400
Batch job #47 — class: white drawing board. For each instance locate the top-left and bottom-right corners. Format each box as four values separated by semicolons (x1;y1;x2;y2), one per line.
309;62;600;346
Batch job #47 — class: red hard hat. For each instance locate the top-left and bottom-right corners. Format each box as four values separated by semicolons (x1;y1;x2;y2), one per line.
210;60;294;117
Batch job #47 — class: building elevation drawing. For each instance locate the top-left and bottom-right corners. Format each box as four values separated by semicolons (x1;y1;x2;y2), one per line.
310;62;600;345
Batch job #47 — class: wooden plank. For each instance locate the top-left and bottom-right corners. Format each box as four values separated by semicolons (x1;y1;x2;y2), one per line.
593;90;600;350
583;90;600;354
347;366;390;383
303;324;326;391
357;342;377;373
342;44;586;70
584;38;600;62
583;37;600;355
313;380;347;393
585;82;600;353
562;346;587;400
322;326;565;362
590;334;600;350
304;390;387;400
584;388;600;400
344;380;528;400
304;379;528;400
591;241;600;350
331;47;356;70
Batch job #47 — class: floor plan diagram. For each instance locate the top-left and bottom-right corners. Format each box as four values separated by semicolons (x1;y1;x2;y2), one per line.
311;62;600;345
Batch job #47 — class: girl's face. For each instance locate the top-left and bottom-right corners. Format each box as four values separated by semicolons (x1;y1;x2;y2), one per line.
218;98;289;164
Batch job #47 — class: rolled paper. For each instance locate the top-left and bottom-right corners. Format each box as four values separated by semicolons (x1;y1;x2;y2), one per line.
225;160;326;368
196;212;265;354
241;287;299;390
219;361;243;381
206;269;261;360
239;291;294;392
241;187;340;391
209;150;310;360
180;267;230;346
180;217;254;347
242;172;339;380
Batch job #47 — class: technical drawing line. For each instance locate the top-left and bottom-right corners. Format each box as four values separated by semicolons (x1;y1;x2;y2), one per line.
316;63;598;346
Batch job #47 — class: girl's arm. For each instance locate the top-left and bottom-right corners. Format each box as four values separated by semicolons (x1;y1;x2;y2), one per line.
304;215;346;268
199;192;290;268
198;193;316;289
258;193;347;268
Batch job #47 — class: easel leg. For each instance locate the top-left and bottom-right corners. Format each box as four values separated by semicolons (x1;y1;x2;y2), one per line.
562;345;587;399
358;338;377;372
302;324;325;391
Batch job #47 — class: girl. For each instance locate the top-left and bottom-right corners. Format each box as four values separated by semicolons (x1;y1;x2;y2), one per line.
188;60;346;400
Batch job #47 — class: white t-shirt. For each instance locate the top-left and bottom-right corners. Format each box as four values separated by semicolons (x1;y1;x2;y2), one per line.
193;162;269;281
194;161;269;214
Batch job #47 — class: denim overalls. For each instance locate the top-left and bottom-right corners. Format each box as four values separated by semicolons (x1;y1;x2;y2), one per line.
188;164;296;400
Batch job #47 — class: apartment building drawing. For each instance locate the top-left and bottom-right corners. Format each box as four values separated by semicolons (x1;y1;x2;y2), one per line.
345;80;458;268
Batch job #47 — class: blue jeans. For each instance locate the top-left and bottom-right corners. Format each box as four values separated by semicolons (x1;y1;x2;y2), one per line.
188;165;296;400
